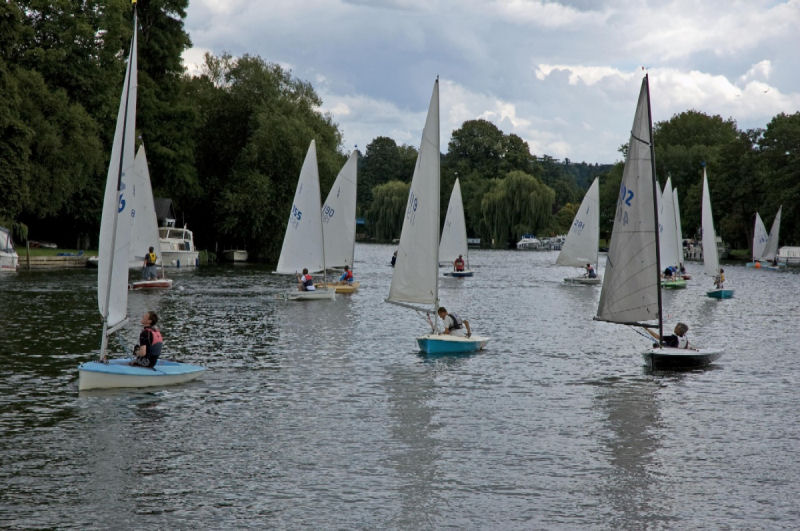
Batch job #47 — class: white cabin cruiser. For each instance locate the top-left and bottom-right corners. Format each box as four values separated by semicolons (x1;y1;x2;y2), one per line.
159;219;199;267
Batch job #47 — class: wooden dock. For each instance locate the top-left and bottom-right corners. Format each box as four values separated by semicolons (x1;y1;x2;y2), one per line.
22;255;91;269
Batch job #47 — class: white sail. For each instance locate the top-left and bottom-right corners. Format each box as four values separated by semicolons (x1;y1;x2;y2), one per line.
752;213;768;261
557;177;600;268
276;140;326;274
439;178;468;266
98;14;137;335
658;178;679;269
388;79;440;308
596;76;659;325
672;187;684;266
701;169;721;278
322;151;358;269
129;145;160;269
762;205;782;262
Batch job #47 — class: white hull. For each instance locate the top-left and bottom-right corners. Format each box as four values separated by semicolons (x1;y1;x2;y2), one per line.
130;278;173;290
222;249;248;262
643;347;723;370
78;359;205;391
284;288;336;301
0;252;18;271
160;250;199;268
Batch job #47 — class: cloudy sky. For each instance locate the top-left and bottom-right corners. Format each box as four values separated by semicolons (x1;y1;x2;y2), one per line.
182;0;800;163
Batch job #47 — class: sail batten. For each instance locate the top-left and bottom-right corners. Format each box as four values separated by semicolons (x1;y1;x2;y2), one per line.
387;79;440;308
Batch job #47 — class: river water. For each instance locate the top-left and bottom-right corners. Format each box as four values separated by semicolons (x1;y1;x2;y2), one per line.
1;244;799;529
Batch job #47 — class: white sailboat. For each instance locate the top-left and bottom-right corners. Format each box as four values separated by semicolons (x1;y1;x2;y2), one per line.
595;75;721;370
658;178;686;289
78;1;204;390
129;145;172;289
761;205;783;266
386;79;488;354
275;140;335;300
321;150;359;293
746;213;769;267
702;168;733;299
556;177;601;284
672;186;689;279
439;178;473;277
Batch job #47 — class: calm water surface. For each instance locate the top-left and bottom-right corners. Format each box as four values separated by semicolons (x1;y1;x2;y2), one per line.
1;244;799;529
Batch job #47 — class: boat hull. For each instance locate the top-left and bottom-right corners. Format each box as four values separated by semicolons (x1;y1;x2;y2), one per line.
222;249;248;262
417;334;489;354
130;278;173;290
564;276;601;285
706;289;734;299
78;359;205;391
160;250;199;268
661;279;687;289
642;347;723;370
284;288;336;301
443;270;474;277
319;282;360;294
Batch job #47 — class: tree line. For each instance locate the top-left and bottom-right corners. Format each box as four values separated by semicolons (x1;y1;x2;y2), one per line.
1;1;797;260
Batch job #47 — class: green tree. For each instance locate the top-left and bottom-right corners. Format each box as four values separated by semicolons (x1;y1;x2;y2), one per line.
480;171;554;248
367;180;410;241
758;112;800;245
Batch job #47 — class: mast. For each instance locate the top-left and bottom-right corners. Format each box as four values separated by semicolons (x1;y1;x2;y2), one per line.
432;76;440;317
100;1;137;359
644;74;664;342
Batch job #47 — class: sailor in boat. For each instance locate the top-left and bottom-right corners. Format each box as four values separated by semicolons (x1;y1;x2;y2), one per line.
130;311;163;368
391;250;397;267
454;254;465;272
642;322;693;349
662;265;677;280
714;268;725;289
143;246;158;280
585;263;597;278
337;265;354;284
296;268;316;291
432;307;472;338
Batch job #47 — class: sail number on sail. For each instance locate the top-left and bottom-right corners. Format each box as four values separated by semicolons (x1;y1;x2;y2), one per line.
618;184;634;225
322;204;335;222
406;191;419;224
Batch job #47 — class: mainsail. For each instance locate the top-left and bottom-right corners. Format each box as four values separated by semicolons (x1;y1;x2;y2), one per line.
596;76;660;325
557;177;600;268
439;178;468;266
752;213;768;262
762;205;782;262
387;79;440;308
322;151;358;269
701;168;721;278
129;145;160;269
276;140;326;274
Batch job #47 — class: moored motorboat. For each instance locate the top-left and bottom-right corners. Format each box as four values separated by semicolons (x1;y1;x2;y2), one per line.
222;249;248;262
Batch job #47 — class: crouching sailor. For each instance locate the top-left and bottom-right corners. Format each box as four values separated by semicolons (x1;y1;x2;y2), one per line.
436;306;471;337
131;311;163;368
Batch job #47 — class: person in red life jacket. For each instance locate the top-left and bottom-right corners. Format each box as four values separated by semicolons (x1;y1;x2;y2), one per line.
435;306;471;337
454;254;465;272
337;264;354;284
131;311;163;368
296;268;316;291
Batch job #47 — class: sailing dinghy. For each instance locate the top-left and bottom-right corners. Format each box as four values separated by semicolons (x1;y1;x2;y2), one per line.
672;186;690;279
78;2;204;390
320;151;360;293
746;213;769;267
386;79;488;354
129;145;172;290
439;178;474;277
275;140;335;300
701;168;733;299
658;179;686;289
759;206;784;270
595;75;721;370
557;177;601;284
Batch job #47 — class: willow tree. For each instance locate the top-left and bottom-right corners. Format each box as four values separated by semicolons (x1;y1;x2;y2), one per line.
367;180;410;241
480;170;555;248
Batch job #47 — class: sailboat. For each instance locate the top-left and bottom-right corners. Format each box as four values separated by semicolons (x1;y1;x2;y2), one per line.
320;150;360;294
672;186;690;279
658;178;686;289
556;177;601;284
746;212;769;267
386;79;488;354
275;140;335;300
439;178;474;277
595;75;722;370
702;168;733;299
760;205;784;270
78;1;204;390
129;145;172;290
0;226;19;272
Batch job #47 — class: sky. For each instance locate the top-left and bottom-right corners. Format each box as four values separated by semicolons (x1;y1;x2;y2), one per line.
182;0;800;164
